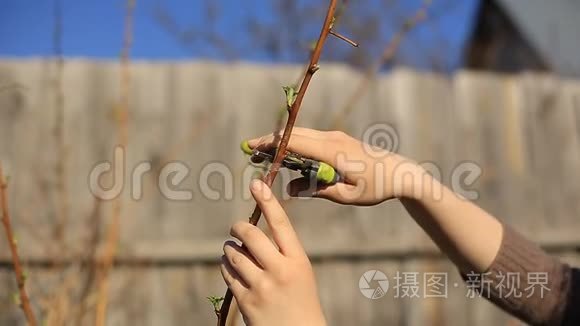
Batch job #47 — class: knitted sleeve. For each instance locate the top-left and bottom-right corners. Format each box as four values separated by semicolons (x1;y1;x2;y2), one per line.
462;225;579;326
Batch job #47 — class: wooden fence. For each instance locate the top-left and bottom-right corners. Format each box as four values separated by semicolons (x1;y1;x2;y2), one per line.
0;59;579;325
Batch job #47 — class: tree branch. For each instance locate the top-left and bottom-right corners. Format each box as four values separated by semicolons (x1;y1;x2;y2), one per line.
52;0;69;252
331;0;431;129
0;163;38;326
217;1;340;325
95;1;135;325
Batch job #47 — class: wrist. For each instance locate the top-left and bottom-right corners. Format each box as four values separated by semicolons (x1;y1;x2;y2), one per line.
386;155;441;201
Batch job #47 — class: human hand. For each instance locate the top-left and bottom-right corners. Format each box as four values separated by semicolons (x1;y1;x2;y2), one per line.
247;128;424;205
220;180;326;326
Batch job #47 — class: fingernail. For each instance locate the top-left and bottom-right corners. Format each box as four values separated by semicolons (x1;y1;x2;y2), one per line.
223;240;235;249
250;179;262;192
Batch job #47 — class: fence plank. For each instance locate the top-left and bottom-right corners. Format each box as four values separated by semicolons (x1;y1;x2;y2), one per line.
1;59;580;325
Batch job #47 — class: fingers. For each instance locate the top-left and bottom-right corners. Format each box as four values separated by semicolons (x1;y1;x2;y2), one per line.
250;180;304;257
247;128;343;168
287;177;362;205
220;255;249;298
223;241;263;286
230;221;281;270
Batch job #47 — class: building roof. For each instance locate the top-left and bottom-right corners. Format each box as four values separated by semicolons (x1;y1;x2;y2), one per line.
494;0;580;77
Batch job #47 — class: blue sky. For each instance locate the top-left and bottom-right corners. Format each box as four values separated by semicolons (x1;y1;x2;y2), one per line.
0;0;480;71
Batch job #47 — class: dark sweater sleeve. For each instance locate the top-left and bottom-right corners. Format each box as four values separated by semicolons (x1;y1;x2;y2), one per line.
462;225;579;326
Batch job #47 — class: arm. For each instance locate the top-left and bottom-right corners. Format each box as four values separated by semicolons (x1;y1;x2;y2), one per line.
248;128;502;272
247;128;578;325
402;176;576;325
399;183;503;274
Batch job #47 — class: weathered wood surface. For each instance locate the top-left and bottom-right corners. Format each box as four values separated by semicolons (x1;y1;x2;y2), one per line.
0;59;579;325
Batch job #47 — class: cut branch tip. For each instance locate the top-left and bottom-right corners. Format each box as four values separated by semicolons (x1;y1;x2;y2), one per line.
329;29;359;47
309;64;321;74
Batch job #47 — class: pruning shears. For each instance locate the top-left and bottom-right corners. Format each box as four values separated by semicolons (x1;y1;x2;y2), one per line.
240;140;341;185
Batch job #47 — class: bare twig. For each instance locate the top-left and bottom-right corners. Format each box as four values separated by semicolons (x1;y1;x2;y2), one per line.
0;163;38;326
329;30;359;47
52;0;69;251
330;0;431;129
217;1;341;325
74;197;102;324
152;3;238;60
94;1;135;325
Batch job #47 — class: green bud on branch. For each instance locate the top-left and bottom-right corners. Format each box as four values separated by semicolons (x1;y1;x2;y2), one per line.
282;86;298;109
207;296;224;312
11;292;21;306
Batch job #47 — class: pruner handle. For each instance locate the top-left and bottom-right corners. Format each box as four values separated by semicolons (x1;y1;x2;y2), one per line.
302;159;341;185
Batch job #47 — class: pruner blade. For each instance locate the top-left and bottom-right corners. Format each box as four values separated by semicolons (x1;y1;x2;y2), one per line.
241;140;341;185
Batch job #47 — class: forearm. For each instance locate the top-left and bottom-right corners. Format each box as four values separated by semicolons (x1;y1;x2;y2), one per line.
399;171;503;273
398;169;578;325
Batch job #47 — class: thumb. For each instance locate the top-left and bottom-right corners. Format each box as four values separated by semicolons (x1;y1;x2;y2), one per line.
250;180;303;256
